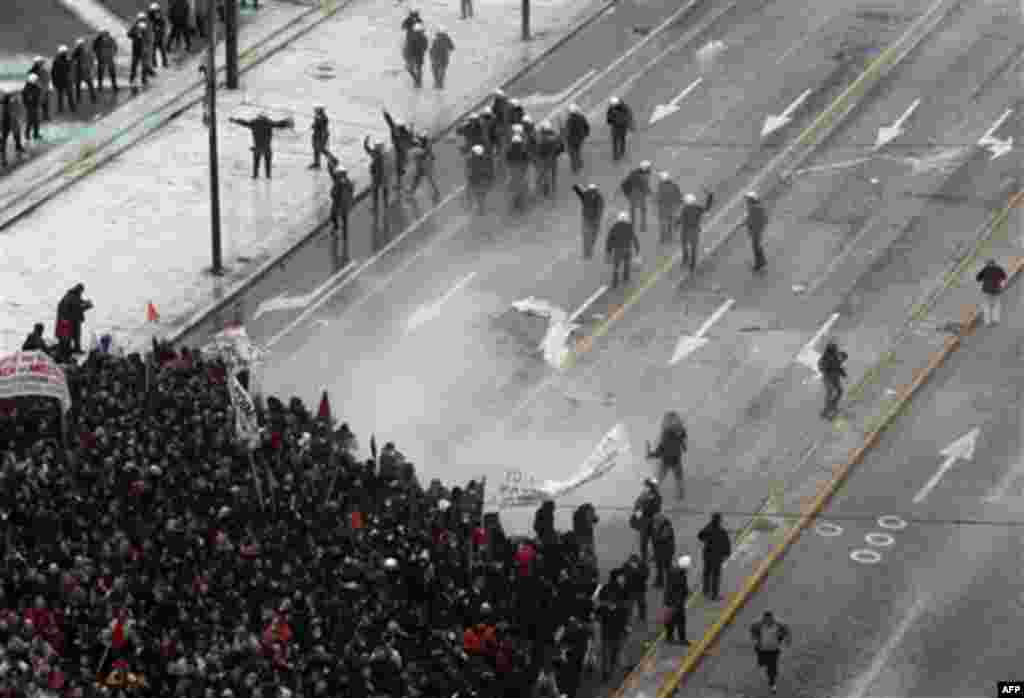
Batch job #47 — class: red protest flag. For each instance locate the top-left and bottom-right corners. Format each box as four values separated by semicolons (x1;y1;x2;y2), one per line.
110;618;126;650
318;390;331;421
146;302;159;323
350;511;364;529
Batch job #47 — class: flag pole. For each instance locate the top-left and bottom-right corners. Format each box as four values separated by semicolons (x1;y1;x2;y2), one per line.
248;450;266;511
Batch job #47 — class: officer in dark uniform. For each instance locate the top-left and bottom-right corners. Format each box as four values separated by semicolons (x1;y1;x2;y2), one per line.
407;134;440;204
1;91;25;168
679;189;713;271
309;106;329;169
663;555;691;645
620;160;652;232
656;171;682;245
363;136;389;224
148;3;170;68
326;152;354;260
606;96;634;161
27;57;51;122
51;45;75;114
228;113;295;179
466;144;492;214
404;23;429;88
534;120;564;197
605;211;640;288
128;20;149;88
506;133;530;213
93;31;119;94
383;109;414;190
457;113;484;154
572;183;604;259
167;0;192;52
743;191;768;271
507;98;524;127
71;38;97;105
564;103;590;173
21;75;42;142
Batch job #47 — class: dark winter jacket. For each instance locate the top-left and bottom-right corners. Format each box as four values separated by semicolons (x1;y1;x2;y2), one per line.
147;8;167;39
430;32;455;64
572;185;604;222
328;168;354;211
534;132;564;162
51;53;73;89
127;23;146;54
679;192;713;230
651;515;675;557
596;577;630;630
657;179;683;213
21;82;41;111
651;425;686;466
169;0;190;27
663;567;689;608
1;93;22;128
506;140;530;168
745;200;767;236
817;347;847;380
72;44;95;81
363;138;386;183
564;112;590;146
405;32;428;61
533;502;555;541
606;103;634;131
697;521;731;563
751;619;791;652
401;11;422;33
571;504;598;545
605;220;639;257
623;558;648;597
22;330;47;352
409;138;435;175
466;152;493;186
229;116;291;149
977;262;1008;295
57;288;92;329
312;112;329;143
93;32;118;65
621;169;651;200
28;63;50;91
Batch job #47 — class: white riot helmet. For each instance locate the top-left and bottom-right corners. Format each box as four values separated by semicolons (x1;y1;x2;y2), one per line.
539;119;553;131
617;211;629;222
568;103;580;113
510;98;521;107
659;171;670;180
437;25;446;33
609;97;621;105
494;88;505;97
33;56;44;64
150;2;160;9
587;183;598;190
75;38;86;46
521;115;533;124
137;12;146;19
413;23;425;32
26;74;38;84
745;191;758;200
683;193;697;205
471;144;484;155
57;45;68;53
677;555;692;569
640;160;651;170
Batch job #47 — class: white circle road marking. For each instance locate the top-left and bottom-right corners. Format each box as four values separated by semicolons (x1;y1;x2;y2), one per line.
877;515;908;530
865;532;895;547
815;521;844;537
851;549;882;564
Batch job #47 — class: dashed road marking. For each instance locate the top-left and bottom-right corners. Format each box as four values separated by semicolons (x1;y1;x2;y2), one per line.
878;515;908;530
850;549;882;564
865;532;895;547
815;521;843;537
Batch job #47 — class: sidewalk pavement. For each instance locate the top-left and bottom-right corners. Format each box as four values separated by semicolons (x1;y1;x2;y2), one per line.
602;230;1024;698
0;0;607;353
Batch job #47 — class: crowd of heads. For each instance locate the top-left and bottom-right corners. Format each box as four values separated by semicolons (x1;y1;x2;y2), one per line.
0;337;628;698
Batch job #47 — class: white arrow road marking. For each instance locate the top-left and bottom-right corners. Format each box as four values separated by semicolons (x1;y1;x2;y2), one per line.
519;70;597;109
912;427;981;503
789;157;874;178
977;108;1014;160
669;298;734;365
839;596;930;698
254;260;355;319
568;286;609;324
405;271;477;334
796;313;840;377
983;458;1024;502
649;78;704;125
761;88;812;138
874;98;921;149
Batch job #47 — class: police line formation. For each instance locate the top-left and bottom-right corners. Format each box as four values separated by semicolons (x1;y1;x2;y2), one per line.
0;0;261;169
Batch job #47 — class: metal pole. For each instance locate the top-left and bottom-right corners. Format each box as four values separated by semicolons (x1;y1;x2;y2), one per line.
225;0;240;89
522;0;530;41
207;7;224;275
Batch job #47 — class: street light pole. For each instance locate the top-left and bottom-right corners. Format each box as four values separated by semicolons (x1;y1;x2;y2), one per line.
207;5;224;275
522;0;531;41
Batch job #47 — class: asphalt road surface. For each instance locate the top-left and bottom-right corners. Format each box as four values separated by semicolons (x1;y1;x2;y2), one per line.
680;285;1024;698
177;0;1024;531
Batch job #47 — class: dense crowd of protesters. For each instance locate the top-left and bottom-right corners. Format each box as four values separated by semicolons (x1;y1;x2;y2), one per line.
0;321;653;697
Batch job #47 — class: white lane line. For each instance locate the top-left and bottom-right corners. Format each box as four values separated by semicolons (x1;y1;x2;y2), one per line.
254;260;355;319
272;0;710;348
520;70;597;109
796;312;840;374
405;271;477;334
840;595;929;698
568;286;609;324
58;0;127;36
775;9;837;66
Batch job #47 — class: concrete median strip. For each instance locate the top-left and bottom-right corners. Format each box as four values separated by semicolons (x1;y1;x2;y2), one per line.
654;255;1024;697
562;0;961;370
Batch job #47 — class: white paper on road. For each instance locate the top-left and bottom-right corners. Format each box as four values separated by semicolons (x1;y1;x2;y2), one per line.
510;297;580;369
487;422;632;508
